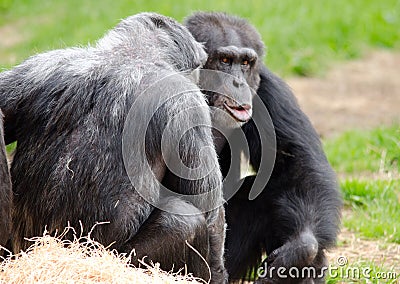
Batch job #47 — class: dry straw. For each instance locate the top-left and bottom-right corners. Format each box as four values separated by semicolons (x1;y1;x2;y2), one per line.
0;225;204;284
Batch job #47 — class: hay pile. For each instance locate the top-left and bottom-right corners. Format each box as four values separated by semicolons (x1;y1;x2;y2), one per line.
0;228;203;284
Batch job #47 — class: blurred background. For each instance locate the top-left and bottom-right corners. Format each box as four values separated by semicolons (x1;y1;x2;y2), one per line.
0;0;399;75
1;0;399;282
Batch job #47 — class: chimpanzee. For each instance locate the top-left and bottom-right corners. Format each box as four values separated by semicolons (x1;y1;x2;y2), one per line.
0;13;228;283
185;12;342;283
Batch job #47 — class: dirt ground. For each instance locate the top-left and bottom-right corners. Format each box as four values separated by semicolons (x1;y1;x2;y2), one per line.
287;50;400;274
288;50;400;139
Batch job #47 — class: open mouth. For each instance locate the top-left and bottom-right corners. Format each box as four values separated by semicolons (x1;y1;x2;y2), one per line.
223;102;252;122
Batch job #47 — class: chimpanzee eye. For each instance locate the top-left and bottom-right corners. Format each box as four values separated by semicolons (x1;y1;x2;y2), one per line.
242;59;250;66
220;57;231;65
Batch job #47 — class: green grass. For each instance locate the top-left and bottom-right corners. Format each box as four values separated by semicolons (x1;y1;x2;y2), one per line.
322;127;400;284
324;125;400;175
341;179;400;243
323;126;400;243
323;125;400;280
5;142;15;154
0;0;399;75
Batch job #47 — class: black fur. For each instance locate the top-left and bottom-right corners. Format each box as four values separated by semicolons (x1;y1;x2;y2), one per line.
0;13;227;283
185;12;342;283
0;110;12;250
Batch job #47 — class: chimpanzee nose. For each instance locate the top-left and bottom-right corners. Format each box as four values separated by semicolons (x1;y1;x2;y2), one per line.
233;77;244;88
